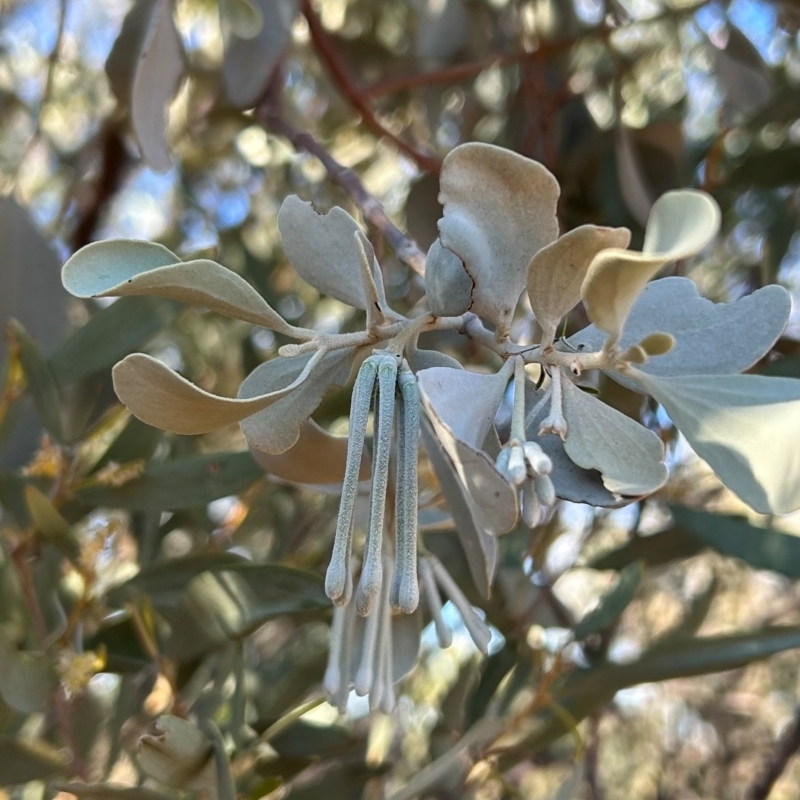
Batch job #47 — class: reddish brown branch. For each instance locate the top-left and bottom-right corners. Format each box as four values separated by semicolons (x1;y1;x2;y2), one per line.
301;0;442;174
257;103;426;278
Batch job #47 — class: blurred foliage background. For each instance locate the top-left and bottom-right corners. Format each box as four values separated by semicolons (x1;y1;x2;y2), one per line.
2;0;800;798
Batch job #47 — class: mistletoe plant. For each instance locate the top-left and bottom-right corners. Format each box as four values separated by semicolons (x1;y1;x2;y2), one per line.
62;142;800;713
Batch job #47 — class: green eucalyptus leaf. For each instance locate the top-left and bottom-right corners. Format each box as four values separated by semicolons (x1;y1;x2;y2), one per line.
159;563;329;660
670;505;800;578
526;625;800;753
10;319;64;441
24;484;81;564
0;635;55;714
77;451;263;511
0;736;68;786
588;527;703;570
49;296;182;384
573;562;642;640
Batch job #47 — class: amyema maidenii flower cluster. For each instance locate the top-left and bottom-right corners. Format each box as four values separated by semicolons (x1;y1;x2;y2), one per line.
62;142;800;713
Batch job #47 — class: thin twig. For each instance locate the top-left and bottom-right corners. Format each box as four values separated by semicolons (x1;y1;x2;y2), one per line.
300;0;442;174
746;705;800;800
585;713;603;800
256;104;427;278
10;545;89;780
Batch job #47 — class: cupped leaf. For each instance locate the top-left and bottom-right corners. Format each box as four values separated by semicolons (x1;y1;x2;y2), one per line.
277;196;386;312
222;0;298;108
570;277;790;380
106;0;185;172
77;452;262;511
524;383;622;508
526;225;630;345
239;347;360;454
249;419;370;488
636;371;800;514
417;366;518;537
421;421;498;598
62;240;298;335
111;352;317;435
580;191;721;345
416;364;512;449
425;239;473;317
560;377;668;496
438;143;560;336
670;504;800;578
573;562;642;640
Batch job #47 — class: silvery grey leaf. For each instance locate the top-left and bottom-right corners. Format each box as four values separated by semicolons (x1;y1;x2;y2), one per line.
421;421;499;598
278;196;387;311
438;143;560;336
524;383;623;508
425;239;473;318
559;377;668;496
635;370;800;515
570;277;791;383
240;347;361;455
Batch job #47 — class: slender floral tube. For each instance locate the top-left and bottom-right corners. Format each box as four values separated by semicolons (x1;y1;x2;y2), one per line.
323;603;348;699
356;354;399;615
420;556;452;648
327;357;379;604
534;473;555;507
354;586;382;696
380;566;396;713
431;558;492;654
391;360;420;614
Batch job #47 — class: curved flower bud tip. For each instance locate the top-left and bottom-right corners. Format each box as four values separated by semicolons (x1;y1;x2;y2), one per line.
324;555;421;714
419;555;492;654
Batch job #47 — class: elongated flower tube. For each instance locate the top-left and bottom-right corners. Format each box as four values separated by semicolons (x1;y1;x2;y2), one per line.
391;360;420;614
323;555;421;714
419;555;492;653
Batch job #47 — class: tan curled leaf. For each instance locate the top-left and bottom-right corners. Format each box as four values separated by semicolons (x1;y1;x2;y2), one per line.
218;0;264;38
278;195;387;311
106;0;185;172
438;143;560;336
222;0;298;108
524;383;627;508
420;421;498;598
138;715;215;790
417;367;518;538
580;191;721;346
111;352;319;434
62;239;300;335
570;277;790;380
239;347;360;454
249;419;370;488
526;225;630;345
635;371;800;515
560;377;668;496
426;239;473;317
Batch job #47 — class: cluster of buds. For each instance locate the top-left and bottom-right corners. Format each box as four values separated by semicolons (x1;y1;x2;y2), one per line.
495;439;555;528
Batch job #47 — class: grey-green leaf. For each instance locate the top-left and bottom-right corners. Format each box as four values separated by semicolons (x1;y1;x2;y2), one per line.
670;504;800;578
573;562;642;640
77;451;263;511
